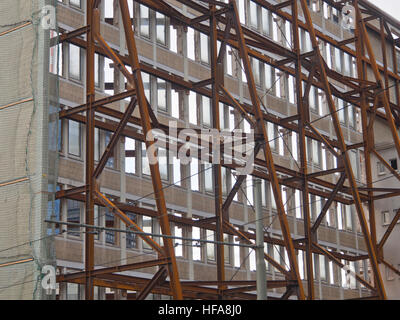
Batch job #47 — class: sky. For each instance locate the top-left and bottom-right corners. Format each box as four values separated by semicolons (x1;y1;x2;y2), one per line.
369;0;400;21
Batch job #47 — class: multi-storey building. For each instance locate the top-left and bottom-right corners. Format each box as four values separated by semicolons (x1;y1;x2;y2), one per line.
2;0;400;300
374;140;400;299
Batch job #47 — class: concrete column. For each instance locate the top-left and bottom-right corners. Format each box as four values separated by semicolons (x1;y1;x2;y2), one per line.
254;178;267;300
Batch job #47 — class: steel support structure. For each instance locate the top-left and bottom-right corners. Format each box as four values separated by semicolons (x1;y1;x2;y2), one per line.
55;0;400;299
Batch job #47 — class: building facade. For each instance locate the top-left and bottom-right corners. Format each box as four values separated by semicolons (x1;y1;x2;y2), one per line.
2;0;399;300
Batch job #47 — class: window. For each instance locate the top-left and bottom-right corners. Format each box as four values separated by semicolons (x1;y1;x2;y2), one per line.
188;91;197;125
315;196;322;221
157;78;167;111
187;27;195;60
288;75;295;104
190;158;199;191
104;131;114;169
309;86;318;113
325;42;332;69
69;0;81;9
343;53;351;76
265;64;274;94
201;96;212;127
69;44;81;80
262;8;270;36
94;128;100;162
172;156;181;186
246;176;254;206
349;151;359;180
295;189;302;218
251;57;261;86
67;199;80;236
142;216;153;250
126;212;137;249
337;203;344;230
307;138;321;166
204;162;213;193
238;0;245;24
390;158;398;170
49;32;62;76
142;72;151;101
173;213;183;257
141;142;150;176
171;89;180;119
200;33;209;64
156;12;166;45
249;1;258;29
348;104;356;129
334;47;342;73
206;230;216;261
267;122;276;150
94;53;100;87
139;5;150;38
329;260;335;284
192;223;202;261
226;45;233;76
338;99;346;124
275;69;281;97
377;161;386;175
249;248;256;271
125;138;136;174
104;57;114;96
105;207;115;245
382;211;390;226
158;147;169;181
345;206;353;231
68;120;81;157
270;182;277;210
312;139;320;166
298;250;305;280
104;0;114;20
304;31;312;53
169;26;178;53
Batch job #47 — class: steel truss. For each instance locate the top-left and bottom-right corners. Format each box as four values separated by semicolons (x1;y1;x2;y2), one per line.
54;0;400;299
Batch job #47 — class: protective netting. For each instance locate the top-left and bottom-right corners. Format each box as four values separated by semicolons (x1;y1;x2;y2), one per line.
0;0;59;299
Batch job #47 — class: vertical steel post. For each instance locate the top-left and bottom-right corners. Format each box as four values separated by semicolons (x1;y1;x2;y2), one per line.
85;0;95;300
292;0;314;299
254;178;267;300
210;3;225;299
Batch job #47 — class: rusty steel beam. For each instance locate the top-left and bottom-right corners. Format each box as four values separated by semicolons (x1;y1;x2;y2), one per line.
93;98;137;179
378;208;400;251
95;189;165;255
312;243;375;292
84;0;96;300
136;267;168;300
311;173;346;234
57;258;170;282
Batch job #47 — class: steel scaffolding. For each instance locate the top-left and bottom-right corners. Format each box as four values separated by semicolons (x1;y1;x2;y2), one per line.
55;0;400;300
